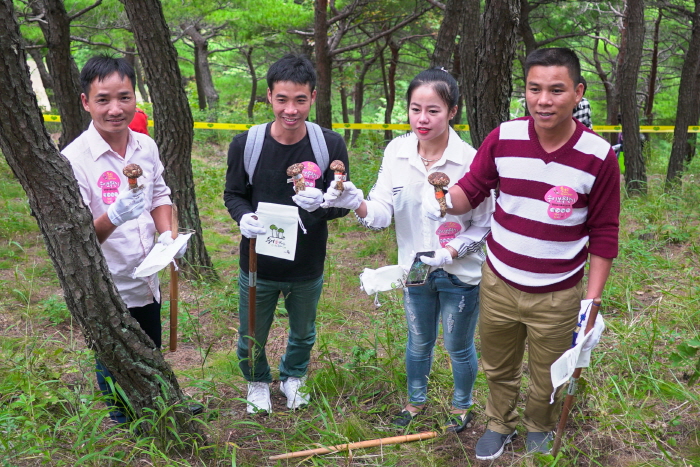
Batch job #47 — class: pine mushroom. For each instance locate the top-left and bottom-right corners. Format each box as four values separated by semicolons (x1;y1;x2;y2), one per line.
427;172;450;217
286;163;306;193
123;163;143;190
329;160;346;191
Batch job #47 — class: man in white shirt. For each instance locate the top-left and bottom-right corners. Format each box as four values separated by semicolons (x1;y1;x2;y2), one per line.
62;55;187;424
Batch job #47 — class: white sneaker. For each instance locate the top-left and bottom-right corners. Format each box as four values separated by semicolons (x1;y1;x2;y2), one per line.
280;376;310;410
246;382;271;414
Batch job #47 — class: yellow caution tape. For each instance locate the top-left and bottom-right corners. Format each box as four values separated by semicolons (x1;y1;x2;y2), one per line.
41;116;699;133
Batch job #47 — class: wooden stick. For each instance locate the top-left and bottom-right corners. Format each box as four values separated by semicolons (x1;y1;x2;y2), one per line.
551;298;602;455
248;235;257;367
268;431;438;460
169;204;179;352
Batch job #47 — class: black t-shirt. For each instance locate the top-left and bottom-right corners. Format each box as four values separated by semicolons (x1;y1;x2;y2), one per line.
224;123;350;281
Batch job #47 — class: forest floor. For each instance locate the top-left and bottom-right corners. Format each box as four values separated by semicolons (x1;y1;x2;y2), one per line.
1;135;700;466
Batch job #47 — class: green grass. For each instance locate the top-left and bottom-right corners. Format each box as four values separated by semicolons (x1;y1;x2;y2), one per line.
1;135;700;466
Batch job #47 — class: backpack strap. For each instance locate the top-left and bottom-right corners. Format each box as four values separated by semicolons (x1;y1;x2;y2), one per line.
243;123;267;185
305;121;329;173
244;122;330;185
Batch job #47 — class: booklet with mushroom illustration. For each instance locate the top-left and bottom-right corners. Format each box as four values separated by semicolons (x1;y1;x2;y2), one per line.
254;202;300;261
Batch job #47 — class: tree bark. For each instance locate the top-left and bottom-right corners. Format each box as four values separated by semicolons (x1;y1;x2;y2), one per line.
667;1;700;186
0;0;200;440
243;47;256;120
182;23;219;112
314;0;332;128
617;0;646;194
120;0;217;279
29;0;91;149
469;0;520;148
351;45;384;147
430;0;466;68
458;0;481;144
384;39;400;143
644;8;662;125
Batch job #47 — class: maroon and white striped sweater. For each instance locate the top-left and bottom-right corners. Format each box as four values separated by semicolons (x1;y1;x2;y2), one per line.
457;117;620;293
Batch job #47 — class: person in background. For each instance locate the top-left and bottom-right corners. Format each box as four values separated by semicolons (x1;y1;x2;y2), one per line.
223;54;350;414
424;48;617;460
324;67;493;433
572;76;592;129
129;107;149;135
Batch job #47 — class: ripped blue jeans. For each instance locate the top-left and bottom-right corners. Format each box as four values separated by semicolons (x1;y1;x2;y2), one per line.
403;269;480;409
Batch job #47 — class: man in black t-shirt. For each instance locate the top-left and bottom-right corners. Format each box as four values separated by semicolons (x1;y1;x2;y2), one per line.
224;54;350;414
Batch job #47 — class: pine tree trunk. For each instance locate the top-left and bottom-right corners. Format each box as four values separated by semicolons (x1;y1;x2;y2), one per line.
120;0;217;279
384;40;400;143
31;0;91;149
314;0;332;128
0;0;201;440
183;24;219;112
430;0;466;68
243;47;256;121
667;0;700;186
618;0;646;194
470;0;519;148
25;46;58;110
459;0;481;145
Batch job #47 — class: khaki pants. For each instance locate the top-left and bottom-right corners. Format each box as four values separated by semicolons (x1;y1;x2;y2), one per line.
479;262;582;434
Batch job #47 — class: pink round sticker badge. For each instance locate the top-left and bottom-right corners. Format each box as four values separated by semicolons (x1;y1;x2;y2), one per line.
301;161;322;188
545;185;578;220
98;171;121;204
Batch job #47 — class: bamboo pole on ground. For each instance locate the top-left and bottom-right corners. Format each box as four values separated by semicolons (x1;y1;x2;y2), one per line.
268;431;438;460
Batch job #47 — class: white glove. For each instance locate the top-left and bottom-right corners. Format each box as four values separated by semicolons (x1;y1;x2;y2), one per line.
157;231;187;259
292;187;324;212
107;187;145;226
422;185;452;222
419;249;453;268
239;213;266;239
574;299;605;352
322;181;364;210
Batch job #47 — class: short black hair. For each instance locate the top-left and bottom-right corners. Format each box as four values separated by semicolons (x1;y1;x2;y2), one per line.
406;67;460;111
579;75;587;94
80;55;136;97
266;54;316;92
524;48;581;86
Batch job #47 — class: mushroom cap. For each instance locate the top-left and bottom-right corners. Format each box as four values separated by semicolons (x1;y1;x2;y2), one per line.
123;163;143;179
428;172;450;186
330;160;346;172
286;163;304;176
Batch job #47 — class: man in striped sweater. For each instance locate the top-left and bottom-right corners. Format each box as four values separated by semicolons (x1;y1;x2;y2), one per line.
425;48;619;460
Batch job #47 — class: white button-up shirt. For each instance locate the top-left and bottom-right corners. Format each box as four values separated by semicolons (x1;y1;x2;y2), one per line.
360;128;494;285
62;123;172;307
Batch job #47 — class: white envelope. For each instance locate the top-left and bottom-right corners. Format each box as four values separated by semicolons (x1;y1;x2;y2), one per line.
132;233;193;278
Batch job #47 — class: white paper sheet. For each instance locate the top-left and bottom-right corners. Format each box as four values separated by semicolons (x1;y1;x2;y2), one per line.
132;233;193;278
549;328;594;403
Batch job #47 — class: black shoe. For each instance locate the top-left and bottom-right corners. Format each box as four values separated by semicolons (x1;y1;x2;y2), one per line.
188;403;205;416
391;409;419;427
444;410;474;433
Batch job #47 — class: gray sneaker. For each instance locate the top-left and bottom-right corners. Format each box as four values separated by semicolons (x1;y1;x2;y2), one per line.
526;431;553;454
475;429;517;460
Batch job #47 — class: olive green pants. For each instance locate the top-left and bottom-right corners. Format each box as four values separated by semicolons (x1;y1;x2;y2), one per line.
479;262;582;434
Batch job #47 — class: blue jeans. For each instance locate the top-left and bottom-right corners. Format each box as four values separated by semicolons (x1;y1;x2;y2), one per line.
403;269;480;409
237;270;324;383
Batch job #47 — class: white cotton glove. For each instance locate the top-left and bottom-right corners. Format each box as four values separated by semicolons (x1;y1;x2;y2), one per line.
419;249;453;268
292;187;325;212
239;213;266;239
422;185;452;222
157;231;187;258
322;181;364;210
574;299;605;352
107;187;145;226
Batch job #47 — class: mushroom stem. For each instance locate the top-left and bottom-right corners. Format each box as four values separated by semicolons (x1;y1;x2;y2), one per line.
427;172;450;217
434;186;447;217
330;160;346;191
286;163;306;193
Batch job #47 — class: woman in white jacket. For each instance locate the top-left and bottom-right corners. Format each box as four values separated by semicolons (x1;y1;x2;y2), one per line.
324;68;494;432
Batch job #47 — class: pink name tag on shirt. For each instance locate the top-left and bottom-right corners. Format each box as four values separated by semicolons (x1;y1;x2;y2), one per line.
301;161;322;188
545;186;578;220
98;171;121;204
